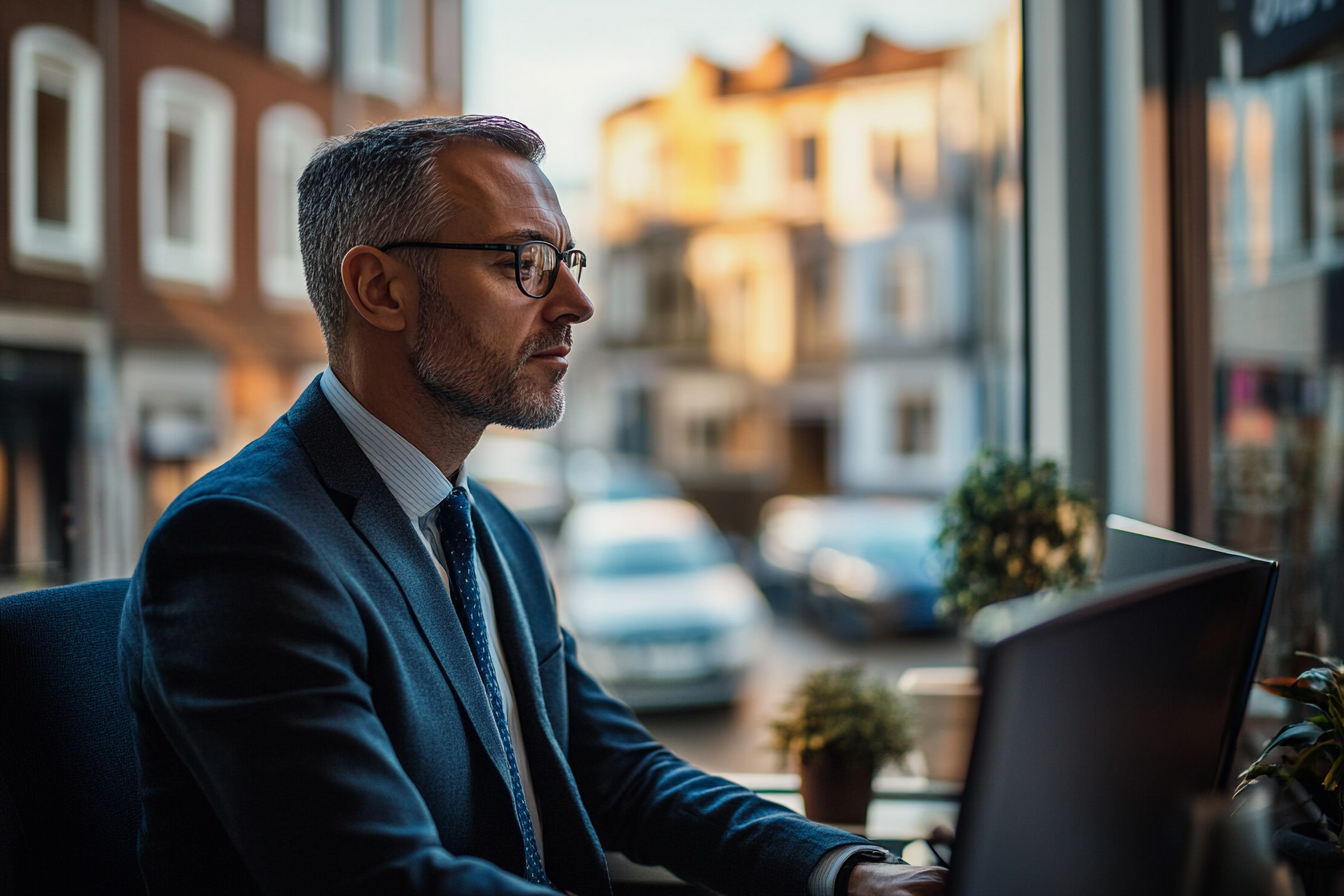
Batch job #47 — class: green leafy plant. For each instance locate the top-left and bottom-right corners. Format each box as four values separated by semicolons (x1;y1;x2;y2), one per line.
1238;653;1344;832
936;447;1101;620
769;665;913;768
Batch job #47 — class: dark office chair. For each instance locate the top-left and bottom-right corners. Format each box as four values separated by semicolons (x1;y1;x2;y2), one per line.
0;578;143;895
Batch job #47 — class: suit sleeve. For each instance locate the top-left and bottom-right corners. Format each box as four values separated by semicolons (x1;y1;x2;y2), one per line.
126;495;553;896
559;630;867;896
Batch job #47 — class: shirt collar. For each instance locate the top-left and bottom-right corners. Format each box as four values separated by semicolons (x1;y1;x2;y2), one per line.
319;366;468;522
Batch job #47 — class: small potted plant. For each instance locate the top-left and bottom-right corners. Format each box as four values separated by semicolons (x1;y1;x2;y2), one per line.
769;665;913;825
936;447;1101;622
1239;653;1344;896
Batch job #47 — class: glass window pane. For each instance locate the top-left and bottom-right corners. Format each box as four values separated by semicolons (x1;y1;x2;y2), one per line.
35;89;70;224
166;128;195;241
1206;50;1342;675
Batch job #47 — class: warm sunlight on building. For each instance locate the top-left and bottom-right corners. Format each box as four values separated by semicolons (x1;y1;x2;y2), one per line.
594;29;1022;530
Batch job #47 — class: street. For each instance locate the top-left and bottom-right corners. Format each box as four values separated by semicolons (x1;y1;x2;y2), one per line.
632;616;967;775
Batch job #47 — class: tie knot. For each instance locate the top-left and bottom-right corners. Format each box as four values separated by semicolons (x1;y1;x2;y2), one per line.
438;488;474;548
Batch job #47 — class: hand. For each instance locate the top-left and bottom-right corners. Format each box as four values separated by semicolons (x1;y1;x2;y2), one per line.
848;861;948;895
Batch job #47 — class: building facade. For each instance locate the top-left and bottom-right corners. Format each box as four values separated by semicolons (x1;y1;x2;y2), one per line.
1;0;462;590
589;31;1022;530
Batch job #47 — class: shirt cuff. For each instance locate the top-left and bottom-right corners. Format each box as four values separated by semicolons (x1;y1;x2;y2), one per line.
807;844;888;896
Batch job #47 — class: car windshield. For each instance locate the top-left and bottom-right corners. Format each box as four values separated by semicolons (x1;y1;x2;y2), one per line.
576;533;733;577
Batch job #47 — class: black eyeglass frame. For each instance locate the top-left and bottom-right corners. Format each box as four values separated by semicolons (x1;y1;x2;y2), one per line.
377;240;587;299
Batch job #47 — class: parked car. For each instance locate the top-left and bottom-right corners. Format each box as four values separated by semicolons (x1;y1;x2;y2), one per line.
755;496;946;639
557;498;770;710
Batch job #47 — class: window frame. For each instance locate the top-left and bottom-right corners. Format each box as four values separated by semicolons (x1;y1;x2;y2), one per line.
139;67;235;293
342;0;426;104
145;0;233;36
257;102;326;308
8;25;104;279
267;0;329;76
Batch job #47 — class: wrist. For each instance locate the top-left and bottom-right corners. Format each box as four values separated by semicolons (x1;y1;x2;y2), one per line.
835;846;898;896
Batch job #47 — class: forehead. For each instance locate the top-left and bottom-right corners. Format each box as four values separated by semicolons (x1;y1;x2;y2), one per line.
431;140;566;241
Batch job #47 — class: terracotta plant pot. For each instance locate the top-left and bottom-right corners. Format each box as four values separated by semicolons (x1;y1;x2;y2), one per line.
1274;822;1344;896
798;756;875;825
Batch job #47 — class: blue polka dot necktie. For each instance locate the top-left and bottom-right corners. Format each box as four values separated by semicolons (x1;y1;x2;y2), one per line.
438;488;549;889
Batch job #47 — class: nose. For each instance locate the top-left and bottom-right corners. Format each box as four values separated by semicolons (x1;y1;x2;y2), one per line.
542;261;594;325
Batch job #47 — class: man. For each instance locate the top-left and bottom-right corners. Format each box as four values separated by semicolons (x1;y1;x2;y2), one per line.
119;116;946;896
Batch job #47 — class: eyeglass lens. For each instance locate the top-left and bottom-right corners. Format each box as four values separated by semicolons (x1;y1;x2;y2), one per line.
518;241;585;297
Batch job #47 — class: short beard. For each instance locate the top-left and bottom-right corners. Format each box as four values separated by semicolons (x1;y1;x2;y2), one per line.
409;268;570;430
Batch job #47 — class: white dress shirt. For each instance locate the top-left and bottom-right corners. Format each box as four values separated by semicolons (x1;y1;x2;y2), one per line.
319;367;543;854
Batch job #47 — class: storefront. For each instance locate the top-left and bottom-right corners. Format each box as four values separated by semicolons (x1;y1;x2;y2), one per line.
1172;0;1344;674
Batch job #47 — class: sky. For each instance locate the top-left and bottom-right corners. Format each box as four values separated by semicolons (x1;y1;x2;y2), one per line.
463;0;1014;189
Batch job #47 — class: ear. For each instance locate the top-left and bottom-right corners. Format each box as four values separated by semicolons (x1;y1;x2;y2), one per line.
340;245;417;333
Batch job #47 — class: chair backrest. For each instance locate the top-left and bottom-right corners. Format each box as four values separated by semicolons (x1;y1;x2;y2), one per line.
0;579;143;895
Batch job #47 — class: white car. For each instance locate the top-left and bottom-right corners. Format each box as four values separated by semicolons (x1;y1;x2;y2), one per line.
557;498;770;710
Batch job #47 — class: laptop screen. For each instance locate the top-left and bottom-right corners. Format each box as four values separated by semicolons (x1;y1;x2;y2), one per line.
948;556;1277;896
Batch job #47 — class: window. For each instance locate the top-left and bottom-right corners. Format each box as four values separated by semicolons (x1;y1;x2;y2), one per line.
893;393;937;456
267;0;329;76
146;0;233;34
882;247;929;335
872;130;938;197
140;68;234;292
9;26;103;278
343;0;426;103
431;0;462;106
795;135;818;182
258;104;325;307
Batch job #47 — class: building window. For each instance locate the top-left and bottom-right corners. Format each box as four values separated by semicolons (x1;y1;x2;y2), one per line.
146;0;233;35
882;247;930;335
343;0;426;103
267;0;329;76
431;0;462;106
873;131;938;197
258;103;326;307
795;134;818;182
893;393;937;457
9;26;103;278
139;68;234;292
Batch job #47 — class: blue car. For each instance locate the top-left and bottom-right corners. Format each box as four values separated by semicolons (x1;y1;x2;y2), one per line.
755;496;946;639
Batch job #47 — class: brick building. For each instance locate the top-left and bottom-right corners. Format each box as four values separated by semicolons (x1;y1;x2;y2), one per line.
1;0;462;589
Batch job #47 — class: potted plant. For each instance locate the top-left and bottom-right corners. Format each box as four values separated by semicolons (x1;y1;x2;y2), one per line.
936;448;1101;622
1239;653;1344;896
769;665;913;825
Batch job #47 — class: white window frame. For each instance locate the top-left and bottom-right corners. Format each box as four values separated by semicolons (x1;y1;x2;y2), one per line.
258;103;326;308
9;26;104;279
267;0;329;76
342;0;426;104
145;0;233;35
139;68;234;293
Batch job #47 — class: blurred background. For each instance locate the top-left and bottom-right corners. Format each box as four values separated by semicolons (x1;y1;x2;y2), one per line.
2;0;1341;776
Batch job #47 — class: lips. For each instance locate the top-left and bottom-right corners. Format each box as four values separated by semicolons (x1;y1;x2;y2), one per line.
531;345;570;359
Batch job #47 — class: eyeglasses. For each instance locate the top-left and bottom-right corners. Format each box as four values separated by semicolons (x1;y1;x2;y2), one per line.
377;240;587;299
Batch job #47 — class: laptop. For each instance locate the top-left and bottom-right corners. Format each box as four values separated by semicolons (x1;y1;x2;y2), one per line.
946;521;1278;896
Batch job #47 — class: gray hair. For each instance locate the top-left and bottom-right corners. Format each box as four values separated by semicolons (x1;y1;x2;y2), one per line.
297;115;546;357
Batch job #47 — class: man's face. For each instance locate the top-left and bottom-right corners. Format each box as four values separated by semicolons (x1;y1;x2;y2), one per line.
408;141;593;429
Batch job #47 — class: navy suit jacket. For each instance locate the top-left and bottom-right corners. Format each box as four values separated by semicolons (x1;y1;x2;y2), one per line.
119;380;863;896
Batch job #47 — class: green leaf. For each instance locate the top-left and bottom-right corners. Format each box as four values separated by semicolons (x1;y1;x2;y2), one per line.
1254;721;1326;760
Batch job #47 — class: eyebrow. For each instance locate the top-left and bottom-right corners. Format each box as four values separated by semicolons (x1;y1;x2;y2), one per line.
497;228;576;251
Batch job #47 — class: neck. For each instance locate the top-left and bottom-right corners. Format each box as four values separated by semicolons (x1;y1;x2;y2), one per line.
331;357;483;481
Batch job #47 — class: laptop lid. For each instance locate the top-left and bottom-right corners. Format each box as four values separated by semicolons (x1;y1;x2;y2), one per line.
948;556;1277;896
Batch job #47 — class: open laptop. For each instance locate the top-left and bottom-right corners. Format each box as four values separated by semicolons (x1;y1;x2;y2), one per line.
947;520;1278;896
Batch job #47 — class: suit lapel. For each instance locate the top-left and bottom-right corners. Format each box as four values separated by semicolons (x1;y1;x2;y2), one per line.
473;500;612;896
285;381;512;788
